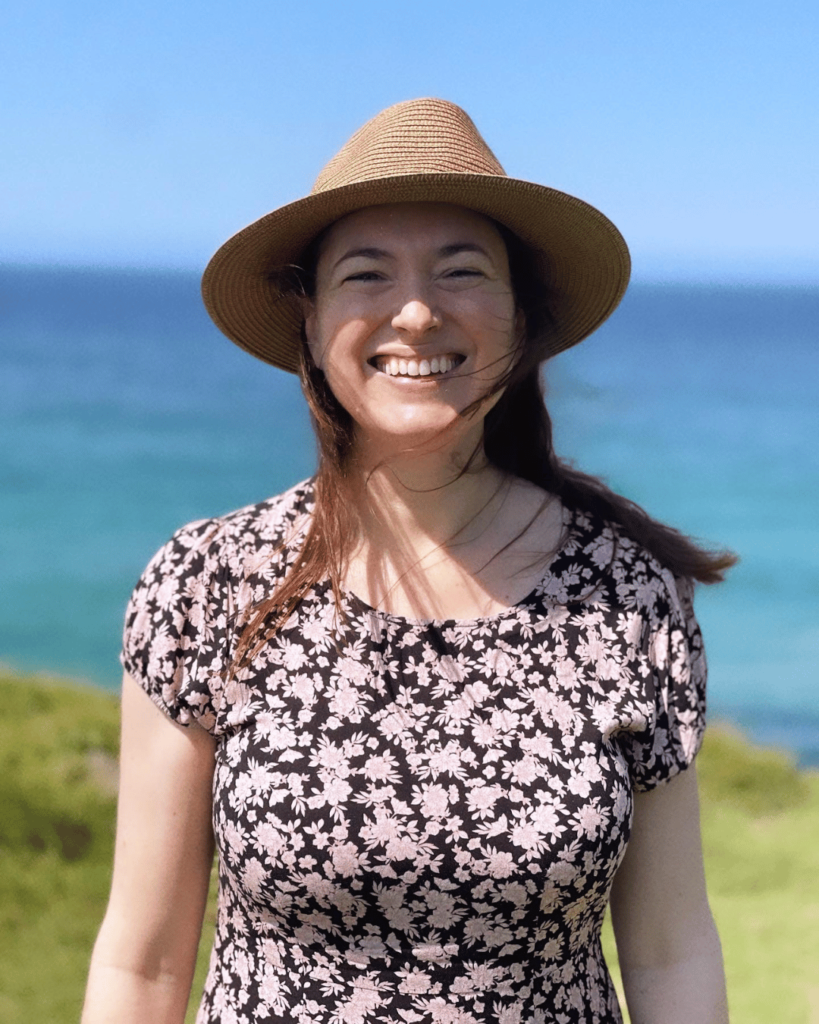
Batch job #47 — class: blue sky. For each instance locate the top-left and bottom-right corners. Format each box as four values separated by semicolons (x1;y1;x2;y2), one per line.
2;0;817;282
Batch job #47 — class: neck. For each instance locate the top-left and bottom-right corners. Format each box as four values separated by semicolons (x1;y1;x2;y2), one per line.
324;435;560;621
347;435;509;552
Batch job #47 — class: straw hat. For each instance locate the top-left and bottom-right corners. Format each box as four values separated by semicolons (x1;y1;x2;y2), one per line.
202;98;630;374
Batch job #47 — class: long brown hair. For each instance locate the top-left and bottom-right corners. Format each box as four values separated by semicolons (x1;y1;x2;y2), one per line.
232;218;736;666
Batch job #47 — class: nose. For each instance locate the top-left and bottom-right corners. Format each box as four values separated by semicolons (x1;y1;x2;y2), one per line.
391;298;442;336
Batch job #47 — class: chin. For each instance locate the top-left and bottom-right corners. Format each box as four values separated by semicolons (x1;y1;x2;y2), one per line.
356;411;483;457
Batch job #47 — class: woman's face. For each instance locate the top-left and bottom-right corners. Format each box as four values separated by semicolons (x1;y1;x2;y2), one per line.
303;202;520;454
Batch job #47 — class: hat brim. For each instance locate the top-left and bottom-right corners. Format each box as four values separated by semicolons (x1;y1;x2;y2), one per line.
201;173;631;374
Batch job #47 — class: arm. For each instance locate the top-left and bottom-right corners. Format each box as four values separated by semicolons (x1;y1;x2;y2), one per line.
610;765;729;1024
82;672;216;1024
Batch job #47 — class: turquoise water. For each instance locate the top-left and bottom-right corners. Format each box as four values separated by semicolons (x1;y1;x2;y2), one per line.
1;266;817;761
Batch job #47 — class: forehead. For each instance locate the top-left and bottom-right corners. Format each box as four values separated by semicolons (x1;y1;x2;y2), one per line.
318;202;507;259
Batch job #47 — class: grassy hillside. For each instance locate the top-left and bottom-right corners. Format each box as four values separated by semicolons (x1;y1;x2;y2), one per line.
0;672;120;1022
1;671;817;1023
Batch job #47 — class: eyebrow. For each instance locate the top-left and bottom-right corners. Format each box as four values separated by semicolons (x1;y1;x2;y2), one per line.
333;247;390;269
438;243;490;259
333;242;492;271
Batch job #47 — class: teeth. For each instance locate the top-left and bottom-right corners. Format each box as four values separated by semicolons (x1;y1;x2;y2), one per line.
375;355;460;377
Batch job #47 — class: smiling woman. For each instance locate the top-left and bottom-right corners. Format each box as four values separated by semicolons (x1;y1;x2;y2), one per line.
303;203;518;451
83;99;733;1024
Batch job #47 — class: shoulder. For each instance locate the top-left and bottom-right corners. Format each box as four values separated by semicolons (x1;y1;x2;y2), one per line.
126;478;315;629
144;478;315;577
121;479;316;727
561;508;708;786
558;504;694;620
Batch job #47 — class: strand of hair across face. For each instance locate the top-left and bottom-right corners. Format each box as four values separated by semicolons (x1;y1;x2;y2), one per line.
229;349;736;675
229;235;736;672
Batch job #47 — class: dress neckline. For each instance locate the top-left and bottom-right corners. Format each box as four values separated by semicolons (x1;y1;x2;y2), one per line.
341;503;578;629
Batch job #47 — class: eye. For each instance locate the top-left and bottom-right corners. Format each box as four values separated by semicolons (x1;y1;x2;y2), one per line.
441;266;486;283
343;270;384;283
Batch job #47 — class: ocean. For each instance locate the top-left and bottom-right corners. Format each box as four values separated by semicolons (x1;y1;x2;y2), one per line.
1;265;817;762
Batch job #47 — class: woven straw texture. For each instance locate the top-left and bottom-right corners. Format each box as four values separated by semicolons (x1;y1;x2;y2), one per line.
202;99;630;373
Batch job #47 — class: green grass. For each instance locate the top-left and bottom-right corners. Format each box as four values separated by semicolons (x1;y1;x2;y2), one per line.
0;671;119;1023
1;670;817;1022
600;728;819;1023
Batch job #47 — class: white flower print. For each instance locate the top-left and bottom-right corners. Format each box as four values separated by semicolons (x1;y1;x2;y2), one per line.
466;783;503;818
287;673;317;707
471;720;499;747
480;648;516;678
423;743;469;780
362;752;400;783
484;850;516;878
490;708;519;734
334;979;383;1024
572;802;605;839
416;783;451;819
122;480;707;1024
505;756;540;786
330;842;363;877
398;967;434;995
255;713;298;750
329;683;367;721
530;803;566;841
437;655;466;683
241;857;267;896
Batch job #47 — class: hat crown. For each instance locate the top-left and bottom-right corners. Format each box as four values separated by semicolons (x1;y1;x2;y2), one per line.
311;98;507;194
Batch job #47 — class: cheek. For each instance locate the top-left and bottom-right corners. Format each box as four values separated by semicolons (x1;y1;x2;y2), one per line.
302;308;324;370
313;323;368;383
305;318;343;375
466;291;517;342
479;308;520;370
306;296;374;372
309;327;372;423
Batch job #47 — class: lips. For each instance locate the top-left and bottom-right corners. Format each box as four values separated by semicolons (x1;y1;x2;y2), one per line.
369;354;466;378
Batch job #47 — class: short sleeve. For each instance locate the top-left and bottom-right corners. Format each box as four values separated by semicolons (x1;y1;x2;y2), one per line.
121;518;229;734
617;572;707;792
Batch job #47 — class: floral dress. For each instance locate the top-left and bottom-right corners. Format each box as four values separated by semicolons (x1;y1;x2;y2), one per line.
122;479;707;1024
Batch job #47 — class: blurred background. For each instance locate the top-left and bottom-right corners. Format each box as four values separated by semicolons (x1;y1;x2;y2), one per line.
1;0;817;763
2;3;818;1021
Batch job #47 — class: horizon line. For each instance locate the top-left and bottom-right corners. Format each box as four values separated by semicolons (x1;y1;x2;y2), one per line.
2;255;817;289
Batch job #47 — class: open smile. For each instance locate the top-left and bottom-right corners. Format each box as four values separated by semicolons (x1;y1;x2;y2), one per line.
368;354;466;378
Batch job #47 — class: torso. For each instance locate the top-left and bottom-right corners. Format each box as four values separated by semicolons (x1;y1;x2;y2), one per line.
122;478;706;1024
